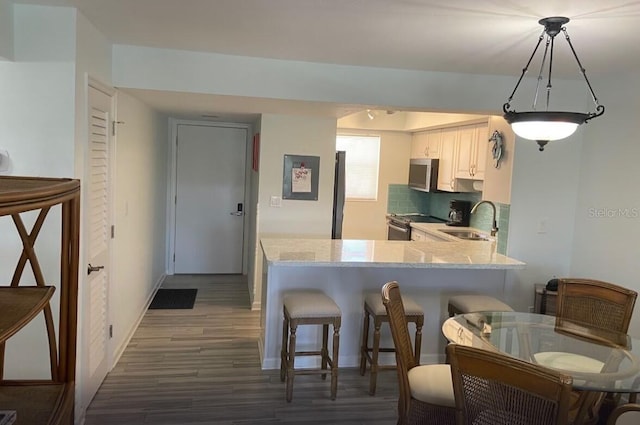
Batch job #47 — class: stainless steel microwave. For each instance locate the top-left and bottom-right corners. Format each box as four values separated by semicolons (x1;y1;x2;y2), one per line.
408;158;439;192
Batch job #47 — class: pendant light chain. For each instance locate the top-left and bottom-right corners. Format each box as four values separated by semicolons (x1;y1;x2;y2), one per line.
504;29;545;112
562;27;604;112
533;33;552;111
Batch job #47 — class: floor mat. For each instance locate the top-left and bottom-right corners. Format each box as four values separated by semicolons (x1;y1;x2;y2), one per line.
149;288;198;309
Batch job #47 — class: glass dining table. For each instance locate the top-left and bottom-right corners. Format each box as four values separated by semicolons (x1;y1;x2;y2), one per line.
442;311;640;424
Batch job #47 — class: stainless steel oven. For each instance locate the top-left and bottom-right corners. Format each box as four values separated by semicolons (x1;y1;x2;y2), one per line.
386;214;447;240
387;218;411;240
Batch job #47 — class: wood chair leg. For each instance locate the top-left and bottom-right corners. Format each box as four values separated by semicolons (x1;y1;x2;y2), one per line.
414;317;423;363
369;318;382;395
280;316;288;382
331;323;340;400
321;323;329;380
359;310;370;376
286;322;297;402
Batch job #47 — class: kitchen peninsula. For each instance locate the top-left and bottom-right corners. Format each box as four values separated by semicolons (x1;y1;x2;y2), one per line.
259;230;525;370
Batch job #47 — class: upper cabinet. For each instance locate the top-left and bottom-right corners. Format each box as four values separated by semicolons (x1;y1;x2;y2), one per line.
409;116;512;200
411;129;441;159
437;128;460;192
454;122;489;180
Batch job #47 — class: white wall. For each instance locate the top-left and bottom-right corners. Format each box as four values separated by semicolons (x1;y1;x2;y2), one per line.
112;45;516;113
0;0;13;60
250;114;337;307
483;116;515;205
338;129;412;240
0;4;77;379
257;114;337;236
111;90;168;355
247;119;262;307
505;131;583;311
570;72;640;336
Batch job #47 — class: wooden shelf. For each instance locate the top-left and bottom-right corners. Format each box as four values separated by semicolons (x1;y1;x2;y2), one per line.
0;175;80;425
0;382;73;425
0;176;79;215
0;287;55;344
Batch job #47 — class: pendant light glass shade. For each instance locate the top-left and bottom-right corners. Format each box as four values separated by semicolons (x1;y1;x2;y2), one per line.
502;17;604;151
511;120;578;141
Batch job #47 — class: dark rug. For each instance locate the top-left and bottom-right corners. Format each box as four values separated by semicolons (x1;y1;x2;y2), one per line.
149;288;198;309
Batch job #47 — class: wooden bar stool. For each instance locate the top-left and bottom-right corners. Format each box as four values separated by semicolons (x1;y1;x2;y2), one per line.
359;292;424;395
447;294;514;359
447;294;513;317
280;291;341;402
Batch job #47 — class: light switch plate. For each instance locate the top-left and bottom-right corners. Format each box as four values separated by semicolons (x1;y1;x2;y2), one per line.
270;196;282;208
537;218;548;234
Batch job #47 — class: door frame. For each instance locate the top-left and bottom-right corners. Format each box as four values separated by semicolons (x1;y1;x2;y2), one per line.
167;118;253;275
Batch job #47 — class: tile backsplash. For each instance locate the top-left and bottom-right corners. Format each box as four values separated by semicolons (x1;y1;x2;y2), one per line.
387;184;431;215
387;185;510;255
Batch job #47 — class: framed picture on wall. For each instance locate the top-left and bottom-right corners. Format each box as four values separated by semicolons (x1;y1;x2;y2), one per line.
282;154;319;200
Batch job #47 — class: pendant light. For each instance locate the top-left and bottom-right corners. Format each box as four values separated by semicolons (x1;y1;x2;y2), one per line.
503;17;605;151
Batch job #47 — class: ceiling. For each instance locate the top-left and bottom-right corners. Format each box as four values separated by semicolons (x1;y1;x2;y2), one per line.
14;0;640;121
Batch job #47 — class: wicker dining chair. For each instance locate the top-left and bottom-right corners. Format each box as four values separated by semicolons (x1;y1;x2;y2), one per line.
606;403;640;425
447;343;574;425
381;281;456;425
555;278;637;334
555;278;638;421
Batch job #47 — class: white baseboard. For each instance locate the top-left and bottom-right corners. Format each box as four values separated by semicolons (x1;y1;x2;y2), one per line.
110;273;166;367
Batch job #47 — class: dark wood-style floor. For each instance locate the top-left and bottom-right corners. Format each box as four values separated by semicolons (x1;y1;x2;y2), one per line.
84;275;399;424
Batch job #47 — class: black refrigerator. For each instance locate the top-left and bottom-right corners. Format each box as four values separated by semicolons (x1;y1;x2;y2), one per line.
331;151;346;239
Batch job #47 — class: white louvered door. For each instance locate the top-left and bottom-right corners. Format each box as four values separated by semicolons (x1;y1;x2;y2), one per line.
82;83;112;410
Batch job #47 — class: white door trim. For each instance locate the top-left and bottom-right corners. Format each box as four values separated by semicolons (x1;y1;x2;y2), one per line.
76;76;115;422
167;119;252;275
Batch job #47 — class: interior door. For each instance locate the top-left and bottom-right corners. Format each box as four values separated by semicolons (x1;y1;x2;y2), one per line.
81;83;112;410
174;124;247;274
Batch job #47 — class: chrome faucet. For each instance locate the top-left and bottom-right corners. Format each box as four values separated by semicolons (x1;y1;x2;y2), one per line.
471;200;499;236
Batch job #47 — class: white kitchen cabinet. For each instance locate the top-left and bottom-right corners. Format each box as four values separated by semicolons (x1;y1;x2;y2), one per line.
411;131;428;158
437;127;460;191
411;228;426;241
411;226;453;242
411;129;441;158
473;122;489;180
454;121;489;180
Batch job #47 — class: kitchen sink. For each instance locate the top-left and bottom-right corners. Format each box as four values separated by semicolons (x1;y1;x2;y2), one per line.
437;229;490;241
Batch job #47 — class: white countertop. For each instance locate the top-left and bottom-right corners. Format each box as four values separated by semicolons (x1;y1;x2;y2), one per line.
261;231;525;269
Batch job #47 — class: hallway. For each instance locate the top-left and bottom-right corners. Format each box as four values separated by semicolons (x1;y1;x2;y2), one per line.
84;274;398;424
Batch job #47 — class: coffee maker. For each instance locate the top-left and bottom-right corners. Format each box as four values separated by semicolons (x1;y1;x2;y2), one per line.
447;199;471;226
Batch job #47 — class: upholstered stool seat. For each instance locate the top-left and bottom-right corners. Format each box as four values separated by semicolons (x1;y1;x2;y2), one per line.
280;291;341;402
447;294;513;317
359;292;424;395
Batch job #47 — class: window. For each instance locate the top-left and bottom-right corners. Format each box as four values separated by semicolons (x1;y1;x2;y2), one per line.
336;135;380;200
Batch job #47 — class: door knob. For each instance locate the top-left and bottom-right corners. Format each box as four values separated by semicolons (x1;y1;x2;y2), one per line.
87;263;104;275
